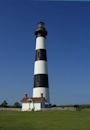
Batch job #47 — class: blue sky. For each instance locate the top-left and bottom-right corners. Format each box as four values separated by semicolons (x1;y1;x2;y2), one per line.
0;1;90;105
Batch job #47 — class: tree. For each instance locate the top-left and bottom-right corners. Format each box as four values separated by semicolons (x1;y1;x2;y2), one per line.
1;100;8;107
13;102;21;108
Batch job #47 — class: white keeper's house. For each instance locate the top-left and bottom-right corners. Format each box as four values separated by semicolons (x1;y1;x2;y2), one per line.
21;94;47;111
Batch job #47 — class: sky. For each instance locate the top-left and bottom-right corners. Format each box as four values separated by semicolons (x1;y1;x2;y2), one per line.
0;0;90;105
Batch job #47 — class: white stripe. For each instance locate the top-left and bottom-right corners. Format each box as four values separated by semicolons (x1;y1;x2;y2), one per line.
34;60;48;74
36;36;46;50
33;87;50;103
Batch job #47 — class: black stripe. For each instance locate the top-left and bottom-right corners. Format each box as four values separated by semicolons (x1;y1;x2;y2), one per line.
35;49;47;61
34;74;49;88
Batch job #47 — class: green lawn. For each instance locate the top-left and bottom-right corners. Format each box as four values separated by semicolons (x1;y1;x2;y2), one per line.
0;109;90;130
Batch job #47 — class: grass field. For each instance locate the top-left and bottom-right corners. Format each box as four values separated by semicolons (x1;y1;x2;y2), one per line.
0;109;90;130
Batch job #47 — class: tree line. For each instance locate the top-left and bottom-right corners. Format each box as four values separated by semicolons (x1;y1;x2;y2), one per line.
0;100;21;108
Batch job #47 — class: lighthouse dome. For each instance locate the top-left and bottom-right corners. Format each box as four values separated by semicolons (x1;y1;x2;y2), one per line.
35;22;47;37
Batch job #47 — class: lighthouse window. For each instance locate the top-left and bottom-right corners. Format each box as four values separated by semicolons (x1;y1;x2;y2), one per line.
37;75;40;82
37;51;40;58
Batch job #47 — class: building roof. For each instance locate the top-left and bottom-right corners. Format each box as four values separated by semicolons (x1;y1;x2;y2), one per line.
21;96;30;103
31;97;46;103
21;95;46;103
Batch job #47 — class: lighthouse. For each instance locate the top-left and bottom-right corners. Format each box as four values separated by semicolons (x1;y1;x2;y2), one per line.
21;22;50;111
33;22;50;104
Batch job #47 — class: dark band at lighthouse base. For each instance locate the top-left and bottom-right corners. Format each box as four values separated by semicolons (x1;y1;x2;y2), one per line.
34;74;49;87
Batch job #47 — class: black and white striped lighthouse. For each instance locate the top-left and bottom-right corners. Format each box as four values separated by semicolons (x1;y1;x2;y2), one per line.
33;22;50;103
